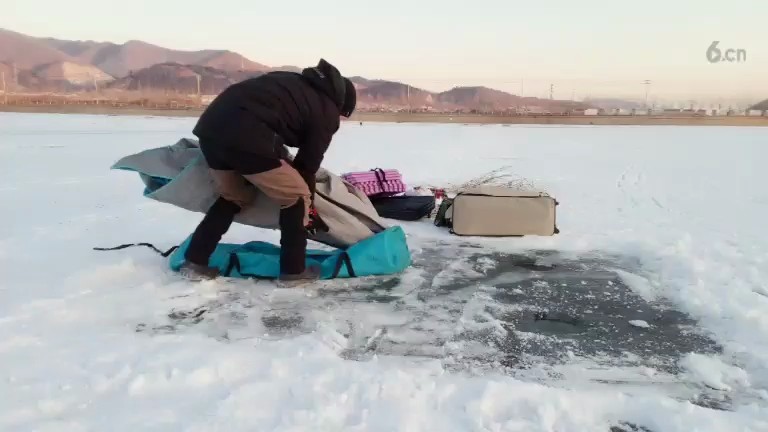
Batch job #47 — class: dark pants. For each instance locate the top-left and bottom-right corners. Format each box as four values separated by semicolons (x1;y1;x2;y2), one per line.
184;140;310;275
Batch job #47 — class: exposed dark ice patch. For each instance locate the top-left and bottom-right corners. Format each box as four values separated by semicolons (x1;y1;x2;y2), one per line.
137;239;729;410
466;250;720;374
610;422;654;432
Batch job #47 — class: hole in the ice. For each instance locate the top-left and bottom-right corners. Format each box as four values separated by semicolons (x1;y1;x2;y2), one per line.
133;246;728;406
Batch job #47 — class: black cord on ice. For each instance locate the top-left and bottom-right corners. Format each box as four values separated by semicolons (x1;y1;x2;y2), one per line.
93;243;179;257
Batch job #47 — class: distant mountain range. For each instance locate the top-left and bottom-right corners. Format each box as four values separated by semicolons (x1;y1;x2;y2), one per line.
0;27;268;77
0;27;591;112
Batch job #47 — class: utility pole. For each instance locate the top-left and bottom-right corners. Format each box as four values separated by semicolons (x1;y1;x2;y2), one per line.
407;84;411;113
520;79;524;97
643;80;651;109
196;74;202;107
549;83;554;100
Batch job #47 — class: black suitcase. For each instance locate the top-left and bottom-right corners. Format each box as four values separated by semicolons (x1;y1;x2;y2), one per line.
370;195;436;221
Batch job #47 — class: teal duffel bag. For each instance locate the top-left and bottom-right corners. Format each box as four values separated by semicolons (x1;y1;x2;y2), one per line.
168;226;412;280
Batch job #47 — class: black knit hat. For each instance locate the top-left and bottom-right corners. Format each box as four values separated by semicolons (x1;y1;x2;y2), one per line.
341;78;356;117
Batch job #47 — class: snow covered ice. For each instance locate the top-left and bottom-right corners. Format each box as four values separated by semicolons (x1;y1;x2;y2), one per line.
1;112;768;431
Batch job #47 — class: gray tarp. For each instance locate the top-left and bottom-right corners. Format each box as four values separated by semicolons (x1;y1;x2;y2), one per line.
112;138;388;248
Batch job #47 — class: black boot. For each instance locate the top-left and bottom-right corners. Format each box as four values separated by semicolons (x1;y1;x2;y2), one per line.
277;198;316;286
183;197;241;278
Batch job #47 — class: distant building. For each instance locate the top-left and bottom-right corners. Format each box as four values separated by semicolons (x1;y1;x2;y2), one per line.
584;108;600;116
748;110;763;117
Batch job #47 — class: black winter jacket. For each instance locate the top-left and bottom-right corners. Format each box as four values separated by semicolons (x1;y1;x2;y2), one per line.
192;59;348;196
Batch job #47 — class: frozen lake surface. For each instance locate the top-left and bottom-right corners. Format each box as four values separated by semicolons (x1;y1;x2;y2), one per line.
1;112;767;431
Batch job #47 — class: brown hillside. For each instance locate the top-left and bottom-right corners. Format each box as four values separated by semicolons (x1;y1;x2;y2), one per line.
348;76;376;89
41;38;113;59
196;50;270;73
0;29;75;69
109;63;261;94
5;61;112;92
437;86;522;110
33;61;113;86
16;69;44;91
40;34;282;77
96;40;185;77
37;38;270;78
750;99;768;111
357;80;433;107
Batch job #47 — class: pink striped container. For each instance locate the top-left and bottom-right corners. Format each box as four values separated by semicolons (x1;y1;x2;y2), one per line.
342;168;406;197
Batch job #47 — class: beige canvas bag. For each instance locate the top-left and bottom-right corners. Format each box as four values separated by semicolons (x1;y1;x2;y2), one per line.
446;186;559;236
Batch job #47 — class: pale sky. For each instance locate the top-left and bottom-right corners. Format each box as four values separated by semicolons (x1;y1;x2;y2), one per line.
3;0;766;104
